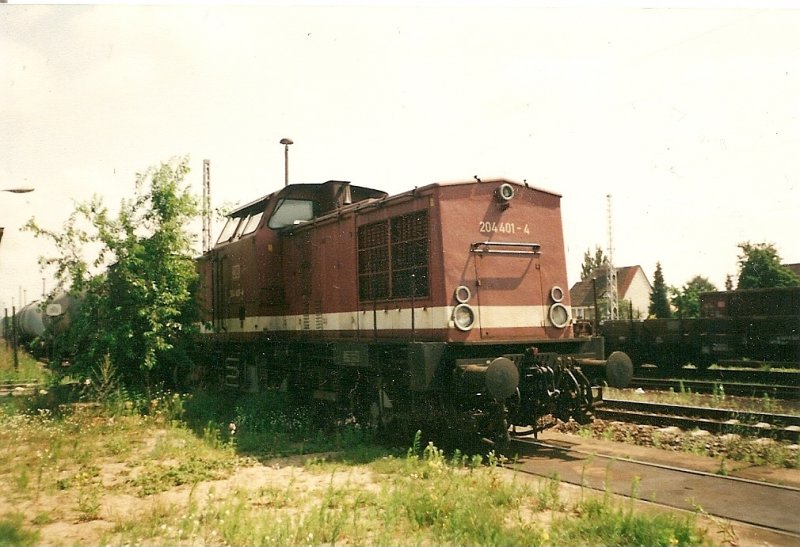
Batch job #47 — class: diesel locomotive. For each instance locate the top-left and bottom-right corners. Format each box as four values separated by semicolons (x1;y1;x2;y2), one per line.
194;177;632;445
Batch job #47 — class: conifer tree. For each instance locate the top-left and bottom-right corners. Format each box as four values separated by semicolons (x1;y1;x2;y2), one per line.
724;274;734;291
648;262;671;318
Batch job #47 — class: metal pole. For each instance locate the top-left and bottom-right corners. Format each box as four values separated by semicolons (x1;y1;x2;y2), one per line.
203;159;211;253
592;277;599;335
12;305;18;371
280;138;293;186
410;273;416;342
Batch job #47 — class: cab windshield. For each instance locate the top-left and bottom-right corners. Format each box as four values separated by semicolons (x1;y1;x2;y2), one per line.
268;198;315;229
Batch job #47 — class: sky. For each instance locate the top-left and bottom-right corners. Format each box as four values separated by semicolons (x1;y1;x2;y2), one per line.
1;2;799;311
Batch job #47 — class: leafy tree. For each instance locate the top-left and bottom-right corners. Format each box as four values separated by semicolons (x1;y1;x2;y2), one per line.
580;245;608;280
648;262;671;318
670;275;716;318
617;298;641;320
724;274;734;291
25;157;199;388
736;242;800;289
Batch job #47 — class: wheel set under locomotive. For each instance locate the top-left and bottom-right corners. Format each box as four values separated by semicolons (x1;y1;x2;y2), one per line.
194;178;632;446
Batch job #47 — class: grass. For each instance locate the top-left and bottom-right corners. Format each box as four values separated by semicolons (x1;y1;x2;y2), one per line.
0;513;39;547
0;341;51;383
0;346;717;546
102;432;710;547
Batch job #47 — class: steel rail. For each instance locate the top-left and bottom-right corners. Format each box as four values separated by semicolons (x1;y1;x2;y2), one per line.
629;377;799;399
594;398;800;441
634;367;800;385
510;436;800;538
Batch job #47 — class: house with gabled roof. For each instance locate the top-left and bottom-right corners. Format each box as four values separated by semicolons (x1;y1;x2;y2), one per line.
784;263;800;279
569;265;652;321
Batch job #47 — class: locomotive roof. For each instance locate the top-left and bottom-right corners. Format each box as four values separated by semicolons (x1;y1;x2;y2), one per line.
227;180;388;217
278;177;562;236
227;178;560;219
427;177;562;198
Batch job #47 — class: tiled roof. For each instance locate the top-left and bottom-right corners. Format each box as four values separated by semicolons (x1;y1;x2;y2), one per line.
569;265;647;307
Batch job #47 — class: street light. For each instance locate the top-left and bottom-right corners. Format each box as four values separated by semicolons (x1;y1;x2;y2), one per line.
280;138;293;186
2;188;34;194
1;186;34;370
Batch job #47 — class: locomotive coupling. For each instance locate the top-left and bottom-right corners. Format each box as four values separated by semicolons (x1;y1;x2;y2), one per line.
454;357;520;401
575;351;633;389
484;357;520;400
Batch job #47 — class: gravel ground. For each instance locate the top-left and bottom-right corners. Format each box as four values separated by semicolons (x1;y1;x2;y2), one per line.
551;417;800;470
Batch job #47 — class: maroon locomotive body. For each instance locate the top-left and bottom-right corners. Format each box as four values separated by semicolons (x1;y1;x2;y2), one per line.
195;178;630;445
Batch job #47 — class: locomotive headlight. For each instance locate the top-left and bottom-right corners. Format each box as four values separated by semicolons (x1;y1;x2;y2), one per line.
550;285;564;303
453;303;476;331
496;183;515;202
548;303;570;329
455;285;471;304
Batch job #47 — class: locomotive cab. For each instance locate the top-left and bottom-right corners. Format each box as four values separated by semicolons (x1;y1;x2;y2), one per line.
196;181;386;333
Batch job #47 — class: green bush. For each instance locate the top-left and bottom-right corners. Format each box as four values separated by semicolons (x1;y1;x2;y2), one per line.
0;513;39;547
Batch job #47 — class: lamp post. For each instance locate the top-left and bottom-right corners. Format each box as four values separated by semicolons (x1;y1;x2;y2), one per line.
2;188;34;194
1;187;34;370
280;138;293;186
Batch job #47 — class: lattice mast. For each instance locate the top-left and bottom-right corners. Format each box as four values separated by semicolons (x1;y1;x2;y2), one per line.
202;159;211;253
606;194;619;320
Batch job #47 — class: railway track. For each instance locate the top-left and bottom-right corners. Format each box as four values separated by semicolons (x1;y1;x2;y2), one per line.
635;366;800;385
595;398;800;442
629;376;799;399
716;360;800;370
511;435;800;541
0;380;42;396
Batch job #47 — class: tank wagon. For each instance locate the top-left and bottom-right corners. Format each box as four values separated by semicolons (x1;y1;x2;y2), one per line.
195;178;632;445
10;292;82;356
601;286;800;370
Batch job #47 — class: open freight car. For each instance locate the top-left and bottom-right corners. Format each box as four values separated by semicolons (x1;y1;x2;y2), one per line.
601;286;800;370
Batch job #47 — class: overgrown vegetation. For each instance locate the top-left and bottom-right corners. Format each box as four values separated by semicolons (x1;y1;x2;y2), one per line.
0;373;716;547
24;157;200;389
0;344;50;383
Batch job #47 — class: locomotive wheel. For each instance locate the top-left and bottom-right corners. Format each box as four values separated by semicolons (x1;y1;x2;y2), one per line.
368;393;393;430
554;371;594;425
485;405;511;452
353;385;395;434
